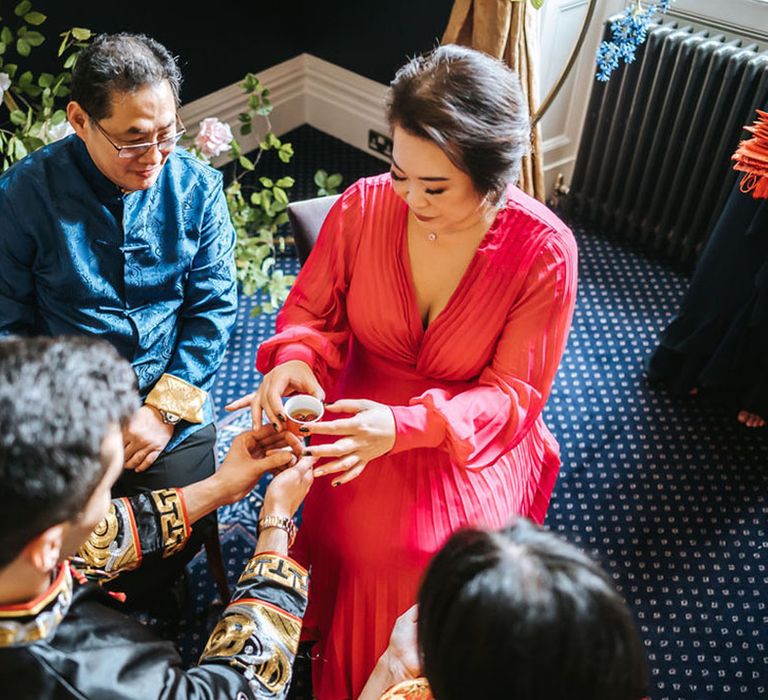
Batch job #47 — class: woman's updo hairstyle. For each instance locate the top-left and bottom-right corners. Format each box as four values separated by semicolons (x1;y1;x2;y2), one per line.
387;44;531;204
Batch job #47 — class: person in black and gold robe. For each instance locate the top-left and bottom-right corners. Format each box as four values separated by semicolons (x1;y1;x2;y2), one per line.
0;336;313;699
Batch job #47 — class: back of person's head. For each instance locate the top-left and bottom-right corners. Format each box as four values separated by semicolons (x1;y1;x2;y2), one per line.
70;32;182;120
0;336;137;569
418;519;648;700
387;44;530;204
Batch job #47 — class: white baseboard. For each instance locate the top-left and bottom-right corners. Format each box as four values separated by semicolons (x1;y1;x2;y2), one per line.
180;52;575;181
179;53;391;166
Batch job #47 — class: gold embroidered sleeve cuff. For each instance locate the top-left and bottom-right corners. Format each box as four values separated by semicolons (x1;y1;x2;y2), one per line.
151;489;192;559
200;553;309;696
145;373;207;424
75;497;142;581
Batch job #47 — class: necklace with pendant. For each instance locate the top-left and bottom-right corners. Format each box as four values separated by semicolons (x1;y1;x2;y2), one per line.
427;232;437;242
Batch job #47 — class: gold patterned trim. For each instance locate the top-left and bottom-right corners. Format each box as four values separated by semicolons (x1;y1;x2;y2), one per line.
145;373;207;424
0;565;73;647
201;598;298;695
380;678;433;699
76;497;141;577
238;553;309;597
150;489;190;558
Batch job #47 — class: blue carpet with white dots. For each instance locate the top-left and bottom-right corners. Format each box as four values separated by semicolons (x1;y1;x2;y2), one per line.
181;126;768;699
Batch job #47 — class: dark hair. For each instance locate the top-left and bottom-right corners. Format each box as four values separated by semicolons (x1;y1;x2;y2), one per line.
387;44;531;203
70;32;182;120
0;337;137;568
418;519;649;700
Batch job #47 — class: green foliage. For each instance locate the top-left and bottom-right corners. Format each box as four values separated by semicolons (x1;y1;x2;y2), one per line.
0;4;88;171
189;72;343;314
314;168;343;196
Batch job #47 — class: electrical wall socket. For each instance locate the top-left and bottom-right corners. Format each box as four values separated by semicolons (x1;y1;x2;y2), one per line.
368;130;393;157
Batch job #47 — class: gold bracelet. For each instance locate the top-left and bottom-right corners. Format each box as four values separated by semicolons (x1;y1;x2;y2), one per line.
257;515;297;547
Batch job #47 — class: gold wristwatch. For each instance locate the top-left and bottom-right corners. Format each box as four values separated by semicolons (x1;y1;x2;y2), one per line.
257;515;297;547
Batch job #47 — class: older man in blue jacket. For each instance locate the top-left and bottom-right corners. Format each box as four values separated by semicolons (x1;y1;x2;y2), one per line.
0;32;238;604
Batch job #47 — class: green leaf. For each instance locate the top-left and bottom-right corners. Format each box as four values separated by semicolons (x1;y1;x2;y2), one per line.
38;72;53;87
16;38;30;56
1;27;13;45
24;136;44;151
268;132;281;148
63;53;76;69
14;1;32;17
51;109;66;125
259;176;274;188
18;70;32;85
71;27;91;41
0;41;6;55
530;0;544;8
255;105;272;116
240;123;252;136
248;94;260;110
238;155;255;171
276;176;294;188
314;169;327;187
12;138;28;159
23;31;44;47
4;63;17;77
9;109;26;126
327;173;343;189
24;11;46;25
237;112;251;123
273;187;288;205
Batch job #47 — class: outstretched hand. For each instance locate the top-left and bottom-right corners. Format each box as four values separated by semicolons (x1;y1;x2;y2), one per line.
216;424;305;504
224;360;325;431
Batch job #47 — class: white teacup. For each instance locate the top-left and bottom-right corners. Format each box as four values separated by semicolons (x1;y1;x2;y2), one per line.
283;394;324;435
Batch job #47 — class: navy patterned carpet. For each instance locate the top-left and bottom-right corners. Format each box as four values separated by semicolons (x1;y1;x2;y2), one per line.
179;126;768;699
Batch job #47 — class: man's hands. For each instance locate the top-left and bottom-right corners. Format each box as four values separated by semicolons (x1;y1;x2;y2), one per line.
180;425;312;528
122;405;174;472
225;360;325;431
215;425;305;505
263;457;315;520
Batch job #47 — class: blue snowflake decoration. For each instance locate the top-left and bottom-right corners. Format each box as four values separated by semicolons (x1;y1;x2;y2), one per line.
596;1;674;81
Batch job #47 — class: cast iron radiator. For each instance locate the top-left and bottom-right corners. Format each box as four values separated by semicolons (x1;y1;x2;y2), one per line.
564;19;768;268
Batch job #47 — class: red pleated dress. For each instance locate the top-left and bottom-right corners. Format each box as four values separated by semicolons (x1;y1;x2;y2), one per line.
256;174;578;699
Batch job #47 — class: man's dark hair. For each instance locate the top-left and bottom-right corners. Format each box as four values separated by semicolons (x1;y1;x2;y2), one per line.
418;519;649;700
70;32;182;120
0;337;137;568
387;44;530;204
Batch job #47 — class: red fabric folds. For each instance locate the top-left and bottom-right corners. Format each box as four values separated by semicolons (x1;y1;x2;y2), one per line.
256;174;578;699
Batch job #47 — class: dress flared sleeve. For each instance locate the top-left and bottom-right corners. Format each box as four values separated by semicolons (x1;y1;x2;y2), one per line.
390;234;577;469
256;183;364;388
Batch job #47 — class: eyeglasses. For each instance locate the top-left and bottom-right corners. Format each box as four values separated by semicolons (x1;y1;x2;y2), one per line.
88;114;186;159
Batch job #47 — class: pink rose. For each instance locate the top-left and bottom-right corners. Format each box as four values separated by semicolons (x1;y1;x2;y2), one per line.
194;117;233;159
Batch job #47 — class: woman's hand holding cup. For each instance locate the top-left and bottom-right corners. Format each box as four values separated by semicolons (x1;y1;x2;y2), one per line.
225;360;325;431
301;399;396;486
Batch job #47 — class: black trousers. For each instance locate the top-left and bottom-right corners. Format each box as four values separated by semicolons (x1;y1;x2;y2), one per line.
110;423;217;606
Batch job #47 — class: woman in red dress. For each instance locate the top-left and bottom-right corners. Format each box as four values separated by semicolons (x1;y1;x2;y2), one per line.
228;45;578;699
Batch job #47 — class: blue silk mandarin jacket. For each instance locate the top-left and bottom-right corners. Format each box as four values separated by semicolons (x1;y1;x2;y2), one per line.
0;135;237;449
